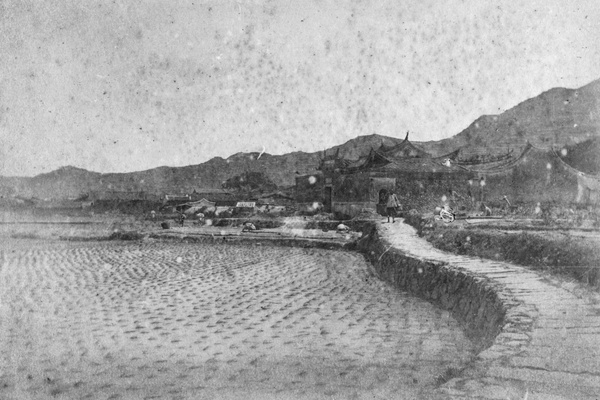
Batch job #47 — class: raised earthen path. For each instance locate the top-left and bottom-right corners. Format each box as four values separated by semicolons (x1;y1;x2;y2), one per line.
381;221;600;400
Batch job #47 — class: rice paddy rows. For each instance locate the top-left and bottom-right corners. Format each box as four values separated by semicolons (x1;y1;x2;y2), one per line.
0;240;474;399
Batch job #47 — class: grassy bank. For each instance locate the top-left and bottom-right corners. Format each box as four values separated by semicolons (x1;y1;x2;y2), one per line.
404;211;600;287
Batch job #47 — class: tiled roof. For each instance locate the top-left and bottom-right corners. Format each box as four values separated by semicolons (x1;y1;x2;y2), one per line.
373;157;467;173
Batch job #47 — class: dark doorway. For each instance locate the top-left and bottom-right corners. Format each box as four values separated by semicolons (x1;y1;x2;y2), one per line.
323;186;332;213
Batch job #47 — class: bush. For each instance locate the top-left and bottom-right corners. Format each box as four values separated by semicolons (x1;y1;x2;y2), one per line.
403;209;434;234
213;218;230;227
109;231;145;240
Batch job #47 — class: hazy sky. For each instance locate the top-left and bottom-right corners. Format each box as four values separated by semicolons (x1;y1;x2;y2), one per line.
1;0;599;176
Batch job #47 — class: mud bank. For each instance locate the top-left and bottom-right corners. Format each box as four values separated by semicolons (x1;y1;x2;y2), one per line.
357;223;506;352
148;231;349;250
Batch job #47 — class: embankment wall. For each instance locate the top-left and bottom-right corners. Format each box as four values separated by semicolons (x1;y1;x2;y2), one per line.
357;223;506;351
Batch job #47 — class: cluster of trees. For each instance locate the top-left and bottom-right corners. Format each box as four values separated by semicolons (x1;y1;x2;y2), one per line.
222;171;277;195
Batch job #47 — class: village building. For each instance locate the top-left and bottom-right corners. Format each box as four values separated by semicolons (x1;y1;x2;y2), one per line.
461;143;600;207
179;198;216;215
330;136;472;217
296;134;472;217
257;190;295;206
295;148;351;213
189;189;236;203
253;191;294;213
170;189;237;214
175;188;294;216
295;133;599;218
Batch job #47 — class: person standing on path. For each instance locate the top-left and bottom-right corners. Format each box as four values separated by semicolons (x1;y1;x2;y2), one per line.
386;192;401;223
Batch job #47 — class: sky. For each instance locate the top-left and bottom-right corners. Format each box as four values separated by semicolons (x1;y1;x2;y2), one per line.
1;0;599;177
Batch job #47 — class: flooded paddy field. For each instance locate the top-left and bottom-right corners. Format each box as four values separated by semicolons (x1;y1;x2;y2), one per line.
0;239;475;399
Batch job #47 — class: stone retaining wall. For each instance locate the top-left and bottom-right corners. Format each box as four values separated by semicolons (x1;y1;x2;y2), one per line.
357;223;506;352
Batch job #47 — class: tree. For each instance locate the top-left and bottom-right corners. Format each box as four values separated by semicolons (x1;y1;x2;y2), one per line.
222;171;277;196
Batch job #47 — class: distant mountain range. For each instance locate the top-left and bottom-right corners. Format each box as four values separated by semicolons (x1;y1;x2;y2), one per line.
419;78;600;157
1;78;599;200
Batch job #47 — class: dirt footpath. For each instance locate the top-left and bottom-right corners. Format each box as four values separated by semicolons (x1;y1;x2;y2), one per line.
1;240;474;400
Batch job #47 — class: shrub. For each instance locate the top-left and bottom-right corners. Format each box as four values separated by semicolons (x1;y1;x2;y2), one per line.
108;231;145;240
218;211;232;219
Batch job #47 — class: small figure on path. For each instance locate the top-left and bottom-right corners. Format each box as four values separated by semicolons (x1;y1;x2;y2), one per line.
386;192;401;223
150;210;156;220
179;212;186;227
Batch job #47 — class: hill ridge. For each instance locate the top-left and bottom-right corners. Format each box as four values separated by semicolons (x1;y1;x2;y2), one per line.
1;78;599;199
